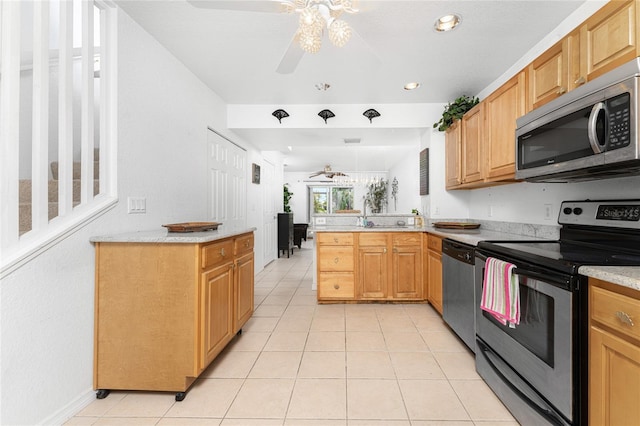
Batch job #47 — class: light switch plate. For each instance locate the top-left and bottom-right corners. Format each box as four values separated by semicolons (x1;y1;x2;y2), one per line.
127;197;146;214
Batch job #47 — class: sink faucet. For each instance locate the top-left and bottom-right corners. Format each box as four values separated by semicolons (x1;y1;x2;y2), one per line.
362;197;368;226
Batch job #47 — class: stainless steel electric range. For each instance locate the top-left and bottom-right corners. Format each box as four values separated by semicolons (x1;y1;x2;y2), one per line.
474;199;640;426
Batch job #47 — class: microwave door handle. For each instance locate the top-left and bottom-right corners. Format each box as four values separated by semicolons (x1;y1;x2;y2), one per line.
588;102;606;154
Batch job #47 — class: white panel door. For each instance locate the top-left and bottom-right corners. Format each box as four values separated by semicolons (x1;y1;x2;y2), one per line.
207;129;246;231
262;159;277;265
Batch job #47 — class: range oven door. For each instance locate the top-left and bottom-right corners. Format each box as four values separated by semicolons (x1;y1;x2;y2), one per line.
475;253;577;425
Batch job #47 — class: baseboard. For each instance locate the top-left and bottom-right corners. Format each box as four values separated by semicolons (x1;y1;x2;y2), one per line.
40;388;95;425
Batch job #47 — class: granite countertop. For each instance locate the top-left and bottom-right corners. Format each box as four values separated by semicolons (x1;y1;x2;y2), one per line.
90;227;256;244
312;224;640;291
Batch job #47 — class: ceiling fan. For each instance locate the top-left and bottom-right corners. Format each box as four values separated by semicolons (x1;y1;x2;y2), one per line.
186;0;365;74
309;165;348;179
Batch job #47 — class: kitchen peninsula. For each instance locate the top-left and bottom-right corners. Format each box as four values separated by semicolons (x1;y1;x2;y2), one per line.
90;227;255;401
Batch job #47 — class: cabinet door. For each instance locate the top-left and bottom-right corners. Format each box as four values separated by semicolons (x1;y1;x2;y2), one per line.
528;38;568;109
581;0;638;82
201;263;234;370
445;121;462;189
359;247;388;299
484;71;527;181
234;251;254;333
461;103;484;185
427;249;443;315
392;245;422;299
318;247;354;272
590;325;640;425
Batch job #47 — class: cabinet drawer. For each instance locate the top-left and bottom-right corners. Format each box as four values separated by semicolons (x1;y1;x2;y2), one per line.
427;234;442;252
592;285;640;343
202;240;234;270
358;233;387;246
317;232;354;246
318;273;355;299
318;247;354;271
392;233;421;246
234;233;254;255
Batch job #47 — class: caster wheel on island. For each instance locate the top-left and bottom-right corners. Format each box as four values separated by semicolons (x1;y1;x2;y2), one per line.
96;389;110;399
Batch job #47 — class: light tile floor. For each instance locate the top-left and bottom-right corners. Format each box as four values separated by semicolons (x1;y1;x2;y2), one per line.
67;240;519;425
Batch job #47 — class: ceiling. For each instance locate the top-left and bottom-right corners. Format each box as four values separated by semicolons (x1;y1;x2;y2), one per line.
116;0;588;172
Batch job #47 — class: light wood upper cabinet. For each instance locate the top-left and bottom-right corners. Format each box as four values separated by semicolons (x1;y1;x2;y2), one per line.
484;71;527;181
528;38;569;110
461;102;484;185
445;120;462;189
581;0;639;82
589;278;640;425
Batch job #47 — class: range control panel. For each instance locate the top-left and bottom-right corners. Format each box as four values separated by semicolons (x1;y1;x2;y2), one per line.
558;200;640;229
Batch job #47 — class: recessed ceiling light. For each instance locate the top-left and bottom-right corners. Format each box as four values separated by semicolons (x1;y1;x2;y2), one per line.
404;82;421;90
315;83;331;91
434;14;461;32
287;146;293;151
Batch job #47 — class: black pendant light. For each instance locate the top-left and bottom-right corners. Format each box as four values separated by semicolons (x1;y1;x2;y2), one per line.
318;109;335;124
272;109;289;123
363;108;381;123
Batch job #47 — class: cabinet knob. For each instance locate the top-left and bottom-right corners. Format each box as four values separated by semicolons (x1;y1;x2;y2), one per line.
220;248;226;256
557;86;567;95
244;241;249;247
383;247;387;253
334;284;340;290
574;76;586;85
616;311;634;327
334;257;340;264
334;238;339;243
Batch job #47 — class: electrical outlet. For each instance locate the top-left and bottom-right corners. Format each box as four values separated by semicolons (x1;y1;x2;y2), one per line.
407;217;415;226
488;205;494;217
127;197;146;214
315;217;326;225
434;206;440;215
544;204;553;220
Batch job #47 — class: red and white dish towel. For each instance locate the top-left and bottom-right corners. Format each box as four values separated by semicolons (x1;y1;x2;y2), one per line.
481;257;520;328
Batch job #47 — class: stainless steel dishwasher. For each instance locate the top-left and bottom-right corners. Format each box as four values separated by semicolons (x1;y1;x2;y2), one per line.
442;239;475;352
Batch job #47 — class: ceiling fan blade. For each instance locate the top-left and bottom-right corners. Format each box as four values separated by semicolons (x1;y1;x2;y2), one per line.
349;25;381;65
309;171;323;177
276;33;304;74
186;0;287;13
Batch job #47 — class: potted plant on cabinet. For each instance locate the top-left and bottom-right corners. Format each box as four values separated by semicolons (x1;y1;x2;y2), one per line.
433;95;480;131
283;184;293;213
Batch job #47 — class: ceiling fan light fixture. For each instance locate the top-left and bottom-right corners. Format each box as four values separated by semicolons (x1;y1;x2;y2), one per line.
299;31;322;53
272;109;289;123
434;13;461;32
299;6;325;33
318;109;335;124
329;19;352;47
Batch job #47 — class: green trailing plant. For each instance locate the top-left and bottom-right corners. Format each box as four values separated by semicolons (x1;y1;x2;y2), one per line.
366;179;388;214
433;95;480;132
411;209;420;215
283;184;293;213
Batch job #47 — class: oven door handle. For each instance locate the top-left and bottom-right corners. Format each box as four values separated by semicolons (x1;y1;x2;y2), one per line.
512;267;571;289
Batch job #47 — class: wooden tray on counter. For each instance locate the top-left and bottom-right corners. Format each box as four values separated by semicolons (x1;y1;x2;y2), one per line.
433;222;481;230
162;222;221;232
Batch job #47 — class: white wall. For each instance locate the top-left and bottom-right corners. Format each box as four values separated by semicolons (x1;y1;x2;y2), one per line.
387;147;421;215
0;8;264;425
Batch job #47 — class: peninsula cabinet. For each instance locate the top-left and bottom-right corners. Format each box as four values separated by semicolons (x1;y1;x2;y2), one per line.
316;231;424;303
316;232;356;300
589;277;640;425
426;233;443;315
93;231;254;401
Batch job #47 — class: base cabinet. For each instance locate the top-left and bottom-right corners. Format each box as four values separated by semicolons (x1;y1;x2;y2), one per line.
426;234;443;314
94;232;254;398
590;278;640;425
317;231;423;302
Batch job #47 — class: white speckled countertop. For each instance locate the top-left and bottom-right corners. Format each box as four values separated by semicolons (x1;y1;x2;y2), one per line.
90;227;256;244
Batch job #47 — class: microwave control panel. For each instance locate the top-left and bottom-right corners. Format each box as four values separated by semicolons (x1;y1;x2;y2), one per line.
606;93;631;150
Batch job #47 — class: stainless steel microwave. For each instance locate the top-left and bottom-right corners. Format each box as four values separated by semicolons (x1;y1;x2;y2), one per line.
515;58;640;182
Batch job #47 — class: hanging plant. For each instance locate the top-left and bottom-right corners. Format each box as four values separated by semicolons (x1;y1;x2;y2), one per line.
433;95;480;132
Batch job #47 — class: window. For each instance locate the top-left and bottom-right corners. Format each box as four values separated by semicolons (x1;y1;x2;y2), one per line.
309;186;354;216
0;0;117;274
